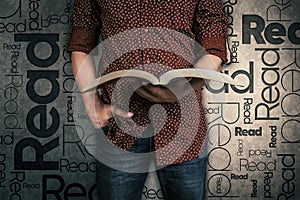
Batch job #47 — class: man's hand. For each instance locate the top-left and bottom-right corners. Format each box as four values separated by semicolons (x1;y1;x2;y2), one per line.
71;51;133;128
85;93;133;128
133;78;205;103
132;54;222;103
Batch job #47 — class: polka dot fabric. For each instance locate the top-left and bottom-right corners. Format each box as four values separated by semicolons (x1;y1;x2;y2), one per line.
68;0;228;166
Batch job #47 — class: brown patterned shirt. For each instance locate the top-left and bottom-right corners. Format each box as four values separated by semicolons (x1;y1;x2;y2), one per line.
68;0;228;166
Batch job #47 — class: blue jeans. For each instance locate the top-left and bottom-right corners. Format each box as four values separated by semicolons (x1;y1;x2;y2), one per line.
95;126;207;200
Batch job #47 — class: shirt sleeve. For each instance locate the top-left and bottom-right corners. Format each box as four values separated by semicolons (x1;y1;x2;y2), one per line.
193;0;228;63
67;0;101;54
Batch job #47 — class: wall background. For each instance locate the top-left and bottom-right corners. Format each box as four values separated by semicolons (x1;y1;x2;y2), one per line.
0;0;299;199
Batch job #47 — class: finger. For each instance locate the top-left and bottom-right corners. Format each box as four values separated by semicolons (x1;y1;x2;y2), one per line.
135;87;162;102
130;80;161;101
171;78;205;100
190;78;206;90
102;104;113;119
142;86;179;102
111;105;134;118
143;83;157;90
93;104;112;127
186;77;192;82
141;81;152;86
176;77;192;83
143;84;170;97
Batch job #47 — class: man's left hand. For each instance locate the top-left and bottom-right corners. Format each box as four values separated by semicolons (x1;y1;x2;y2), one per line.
133;78;205;103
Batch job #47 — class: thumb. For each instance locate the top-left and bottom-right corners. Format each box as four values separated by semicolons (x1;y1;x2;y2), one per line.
111;105;134;118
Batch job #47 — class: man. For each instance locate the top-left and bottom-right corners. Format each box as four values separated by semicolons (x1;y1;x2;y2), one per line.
68;0;228;199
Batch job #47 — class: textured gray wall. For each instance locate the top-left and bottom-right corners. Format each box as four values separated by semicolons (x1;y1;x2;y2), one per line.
0;0;299;199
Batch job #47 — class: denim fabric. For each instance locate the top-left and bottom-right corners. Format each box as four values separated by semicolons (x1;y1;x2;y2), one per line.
156;156;207;200
95;126;207;200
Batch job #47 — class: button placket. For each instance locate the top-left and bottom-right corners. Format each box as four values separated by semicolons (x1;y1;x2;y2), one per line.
140;0;149;69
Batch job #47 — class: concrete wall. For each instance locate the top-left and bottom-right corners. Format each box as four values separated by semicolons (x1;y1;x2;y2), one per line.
0;0;299;199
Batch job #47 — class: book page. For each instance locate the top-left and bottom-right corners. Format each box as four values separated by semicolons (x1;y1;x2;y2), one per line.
160;68;239;85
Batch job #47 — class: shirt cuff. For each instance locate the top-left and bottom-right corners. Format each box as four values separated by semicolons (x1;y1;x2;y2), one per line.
67;27;100;54
201;37;227;64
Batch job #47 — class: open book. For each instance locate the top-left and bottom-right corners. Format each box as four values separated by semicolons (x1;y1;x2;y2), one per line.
83;68;240;92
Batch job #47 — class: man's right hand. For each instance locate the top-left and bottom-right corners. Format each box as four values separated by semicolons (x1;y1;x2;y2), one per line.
85;93;133;128
71;51;133;129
